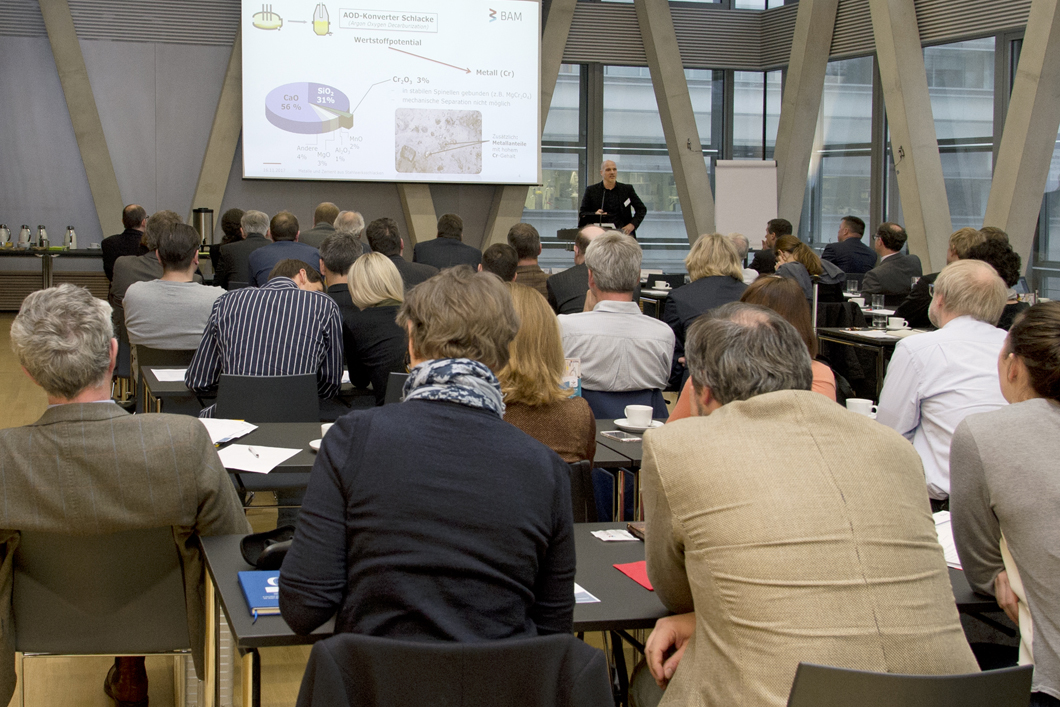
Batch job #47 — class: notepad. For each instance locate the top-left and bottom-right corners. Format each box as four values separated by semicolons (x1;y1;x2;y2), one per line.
238;570;280;620
198;418;258;445
574;583;600;604
614;561;654;591
152;368;188;382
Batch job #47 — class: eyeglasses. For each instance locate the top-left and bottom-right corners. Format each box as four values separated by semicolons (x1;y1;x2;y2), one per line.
928;283;935;298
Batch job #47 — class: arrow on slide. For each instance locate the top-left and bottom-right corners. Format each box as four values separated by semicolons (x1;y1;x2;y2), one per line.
388;47;471;74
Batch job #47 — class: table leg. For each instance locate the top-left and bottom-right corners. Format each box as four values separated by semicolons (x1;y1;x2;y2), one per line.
204;576;217;707
876;348;886;399
242;648;260;707
40;253;54;289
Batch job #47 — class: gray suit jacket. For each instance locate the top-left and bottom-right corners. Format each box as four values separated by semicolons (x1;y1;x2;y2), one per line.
300;222;336;249
0;403;250;703
216;233;270;289
861;252;923;304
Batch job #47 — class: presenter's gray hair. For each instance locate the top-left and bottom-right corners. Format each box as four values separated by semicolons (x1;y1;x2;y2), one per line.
335;210;365;237
584;231;641;293
685;302;812;405
241;210;269;237
10;284;114;399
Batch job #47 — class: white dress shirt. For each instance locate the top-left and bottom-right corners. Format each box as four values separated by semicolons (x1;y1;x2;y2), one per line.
876;316;1008;500
559;300;675;392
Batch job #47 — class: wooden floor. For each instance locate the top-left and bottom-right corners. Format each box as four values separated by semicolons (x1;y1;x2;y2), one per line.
0;312;634;707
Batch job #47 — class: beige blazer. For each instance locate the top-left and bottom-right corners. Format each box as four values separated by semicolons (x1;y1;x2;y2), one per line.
643;390;977;707
0;403;250;703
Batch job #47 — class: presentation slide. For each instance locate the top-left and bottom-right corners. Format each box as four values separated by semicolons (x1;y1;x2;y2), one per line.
241;0;541;184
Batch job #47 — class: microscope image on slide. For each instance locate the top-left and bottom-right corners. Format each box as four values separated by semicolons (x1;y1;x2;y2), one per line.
395;109;484;175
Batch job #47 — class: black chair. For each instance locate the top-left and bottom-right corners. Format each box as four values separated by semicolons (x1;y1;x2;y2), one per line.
383;372;410;405
215;373;319;422
581;389;669;421
295;632;612;707
568;460;597;523
786;663;1033;707
13;528;192;705
228;280;251;290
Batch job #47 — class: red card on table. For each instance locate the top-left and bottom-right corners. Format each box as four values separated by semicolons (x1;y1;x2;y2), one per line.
614;561;654;591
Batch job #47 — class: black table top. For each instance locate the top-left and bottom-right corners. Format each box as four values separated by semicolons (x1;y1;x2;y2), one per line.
816;327;903;347
141;366;194;396
0;247;103;257
227;422;322;474
595;419;656;465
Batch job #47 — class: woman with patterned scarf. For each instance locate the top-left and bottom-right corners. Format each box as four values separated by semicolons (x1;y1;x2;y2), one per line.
279;265;577;643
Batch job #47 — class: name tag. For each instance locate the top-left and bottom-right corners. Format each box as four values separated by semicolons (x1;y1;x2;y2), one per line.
624;198;631;207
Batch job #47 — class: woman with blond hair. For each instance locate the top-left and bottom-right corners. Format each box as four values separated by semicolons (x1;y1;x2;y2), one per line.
662;233;747;387
342;252;408;405
500;283;596;464
774;234;846;303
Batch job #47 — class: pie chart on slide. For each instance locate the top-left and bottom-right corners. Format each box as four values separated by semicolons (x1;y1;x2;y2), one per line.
265;82;353;134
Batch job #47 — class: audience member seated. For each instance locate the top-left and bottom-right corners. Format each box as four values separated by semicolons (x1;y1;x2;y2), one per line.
299;201;340;249
365;217;437;290
877;259;1008;511
749;217;790;275
559;231;674;393
479;243;519;282
269;258;324;290
500;283;596;464
414;213;482;269
342;253;408;406
247;211;321;287
509;223;550;298
821;215;876;275
636;303;978;707
1;284;249;707
668;275;836;420
279;267;575;643
185;256;342;416
861;221;923;305
100;204;147;281
547;226;604;314
210;207;244;278
318;231;364;312
893;227;988;329
215;209;270;290
952;302;1060;707
727;232;758;285
333;210;370;256
774;234;846;304
965;238;1028;331
662;233;747;388
124;222;225;351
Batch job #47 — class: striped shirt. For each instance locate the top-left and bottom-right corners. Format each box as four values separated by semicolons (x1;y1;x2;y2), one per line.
185;278;343;403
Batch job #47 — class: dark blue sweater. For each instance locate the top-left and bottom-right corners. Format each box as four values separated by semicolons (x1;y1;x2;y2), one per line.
279;398;576;640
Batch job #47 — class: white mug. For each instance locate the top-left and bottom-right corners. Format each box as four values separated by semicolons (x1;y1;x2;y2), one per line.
887;317;909;330
320;423;334;438
849;297;865;308
653;280;670;290
624;404;653;427
845;398;878;417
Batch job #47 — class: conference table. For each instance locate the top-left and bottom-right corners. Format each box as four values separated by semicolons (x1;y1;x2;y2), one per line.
199;522;995;707
594;418;652;520
815;326;925;398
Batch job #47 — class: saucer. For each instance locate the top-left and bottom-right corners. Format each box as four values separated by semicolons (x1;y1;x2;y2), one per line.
309;439;321;451
886;326;910;332
613;419;664;433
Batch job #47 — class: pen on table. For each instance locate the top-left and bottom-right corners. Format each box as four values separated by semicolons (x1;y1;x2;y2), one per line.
247;446;260;458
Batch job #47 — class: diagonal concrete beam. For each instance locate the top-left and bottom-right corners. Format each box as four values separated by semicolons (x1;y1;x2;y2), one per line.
870;0;951;272
773;0;840;233
39;0;124;237
189;30;243;225
397;183;437;254
635;0;714;242
984;0;1060;271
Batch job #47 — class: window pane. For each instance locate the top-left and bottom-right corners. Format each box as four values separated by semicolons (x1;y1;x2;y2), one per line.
733;71;764;159
543;64;581;145
1033;129;1060;297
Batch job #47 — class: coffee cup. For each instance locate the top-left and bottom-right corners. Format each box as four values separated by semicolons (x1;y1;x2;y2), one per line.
624;404;653;427
320;423;334;438
653;280;670;290
845;398;878;417
849;297;865;308
887;317;909;330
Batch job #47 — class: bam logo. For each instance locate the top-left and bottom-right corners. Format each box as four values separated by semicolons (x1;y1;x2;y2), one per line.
489;8;496;21
489;8;522;22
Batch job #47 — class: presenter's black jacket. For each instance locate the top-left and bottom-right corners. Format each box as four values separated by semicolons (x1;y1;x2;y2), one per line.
578;182;647;233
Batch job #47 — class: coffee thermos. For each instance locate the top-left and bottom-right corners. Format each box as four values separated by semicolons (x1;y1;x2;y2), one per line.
37;225;49;249
64;226;77;249
0;225;10;247
17;225;31;248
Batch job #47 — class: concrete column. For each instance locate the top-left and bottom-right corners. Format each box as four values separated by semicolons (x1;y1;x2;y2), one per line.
397;184;437;255
39;0;124;236
870;0;952;272
482;186;529;247
189;31;243;224
773;0;840;233
984;0;1060;268
634;0;714;242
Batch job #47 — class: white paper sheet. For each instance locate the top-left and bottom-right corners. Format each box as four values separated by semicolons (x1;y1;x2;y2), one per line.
574;583;600;604
933;511;962;569
854;330;898;339
217;445;301;474
341;370;350;384
152;368;188;382
591;529;640;542
198;418;258;445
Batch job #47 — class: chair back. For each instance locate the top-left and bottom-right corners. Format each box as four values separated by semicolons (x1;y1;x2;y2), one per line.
383;372;410;405
581;389;669;421
786;663;1032;707
296;632;612;707
228;280;251;290
567;460;597;523
135;345;197;368
13;527;190;655
216;373;320;422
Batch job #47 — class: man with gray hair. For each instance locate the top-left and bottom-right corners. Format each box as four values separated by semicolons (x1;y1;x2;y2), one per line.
215;209;270;289
727;232;757;286
547;225;604;314
877;258;1009;510
558;231;674;392
636;302;978;707
333;210;370;257
0;284;249;706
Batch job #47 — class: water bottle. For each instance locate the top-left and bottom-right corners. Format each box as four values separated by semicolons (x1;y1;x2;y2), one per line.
0;225;10;247
37;225;49;249
65;226;77;249
18;225;31;248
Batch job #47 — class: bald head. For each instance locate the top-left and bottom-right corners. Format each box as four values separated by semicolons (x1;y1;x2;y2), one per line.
600;160;617;189
930;259;1008;328
575;225;604;264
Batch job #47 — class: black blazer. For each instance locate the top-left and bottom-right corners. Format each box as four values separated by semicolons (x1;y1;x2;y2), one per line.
216;234;270;289
578;182;646;233
413;238;482;270
861;252;923;305
340;304;407;406
749;248;776;275
893;272;938;329
821;238;877;275
100;228;146;281
546;263;590;315
389;255;438;291
663;276;747;387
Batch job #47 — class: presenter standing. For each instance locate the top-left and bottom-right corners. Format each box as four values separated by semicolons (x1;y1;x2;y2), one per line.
578;160;647;236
